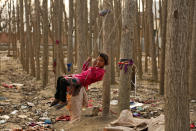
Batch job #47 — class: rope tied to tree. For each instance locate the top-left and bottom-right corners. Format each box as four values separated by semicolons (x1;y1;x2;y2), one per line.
95;8;122;53
118;58;138;97
118;59;134;73
53;9;121;74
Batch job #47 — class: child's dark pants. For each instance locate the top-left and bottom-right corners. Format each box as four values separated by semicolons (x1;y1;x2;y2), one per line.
55;76;70;102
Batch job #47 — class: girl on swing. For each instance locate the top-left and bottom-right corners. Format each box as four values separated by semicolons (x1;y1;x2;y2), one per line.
50;53;108;122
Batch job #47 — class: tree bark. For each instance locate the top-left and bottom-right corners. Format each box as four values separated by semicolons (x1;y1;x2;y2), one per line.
159;0;167;95
74;0;77;66
35;0;41;80
165;0;191;130
118;0;135;112
67;0;74;74
147;0;158;81
84;0;88;57
51;0;56;74
90;0;99;58
24;0;30;73
89;0;94;56
114;0;121;77
98;0;103;52
76;0;88;72
102;0;112;117
54;0;63;78
12;3;17;58
136;0;143;79
16;0;20;55
189;1;196;99
42;0;49;87
21;0;26;69
60;2;67;74
28;1;35;77
154;0;160;69
143;0;149;73
8;0;11;57
110;3;116;85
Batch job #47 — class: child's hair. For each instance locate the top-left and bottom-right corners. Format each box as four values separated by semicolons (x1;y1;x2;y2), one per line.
99;53;109;65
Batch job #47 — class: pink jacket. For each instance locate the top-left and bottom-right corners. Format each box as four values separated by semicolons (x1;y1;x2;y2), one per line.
73;61;105;88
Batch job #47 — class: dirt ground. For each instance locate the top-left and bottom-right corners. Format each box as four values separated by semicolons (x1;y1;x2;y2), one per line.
0;52;196;131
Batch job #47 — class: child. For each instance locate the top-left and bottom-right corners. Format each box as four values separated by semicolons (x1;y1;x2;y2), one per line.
51;53;108;121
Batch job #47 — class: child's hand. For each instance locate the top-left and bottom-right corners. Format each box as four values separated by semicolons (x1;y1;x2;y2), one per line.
87;57;92;62
93;59;97;67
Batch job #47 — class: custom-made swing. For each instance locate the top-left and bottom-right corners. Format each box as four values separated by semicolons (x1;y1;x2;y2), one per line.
53;9;138;97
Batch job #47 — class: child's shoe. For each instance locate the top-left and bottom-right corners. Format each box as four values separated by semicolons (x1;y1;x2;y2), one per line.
50;99;60;107
55;101;67;110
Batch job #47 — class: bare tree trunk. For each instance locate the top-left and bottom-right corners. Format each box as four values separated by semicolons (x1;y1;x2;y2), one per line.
92;0;99;58
58;0;64;75
189;1;196;99
90;0;99;57
110;45;116;84
133;1;137;67
93;21;99;58
16;0;20;58
74;0;77;66
42;0;48;87
8;0;11;57
118;0;135;112
159;0;162;35
159;0;162;68
114;0;121;77
55;0;60;77
27;1;35;77
19;0;25;69
12;3;17;58
89;0;93;56
165;0;190;130
102;0;112;117
147;0;158;81
54;0;63;78
143;0;149;73
136;0;143;79
51;0;56;74
32;20;37;76
159;0;167;95
58;2;67;75
84;0;88;57
29;32;35;76
76;0;88;72
110;3;116;85
35;0;41;80
24;0;30;73
87;30;91;57
98;0;103;52
154;1;160;68
67;0;74;74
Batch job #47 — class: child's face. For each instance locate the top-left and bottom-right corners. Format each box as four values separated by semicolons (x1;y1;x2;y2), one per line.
95;56;105;68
